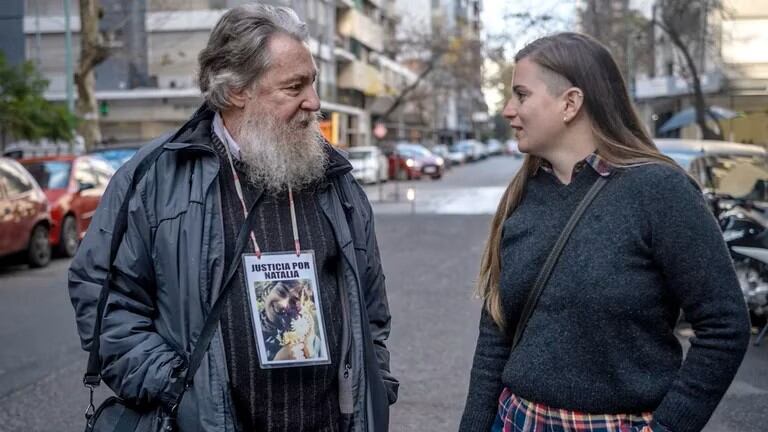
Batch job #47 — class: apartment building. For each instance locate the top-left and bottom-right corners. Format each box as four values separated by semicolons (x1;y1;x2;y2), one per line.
21;0;417;147
628;0;768;143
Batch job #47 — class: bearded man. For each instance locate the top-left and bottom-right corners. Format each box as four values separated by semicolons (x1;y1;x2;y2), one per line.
68;5;397;432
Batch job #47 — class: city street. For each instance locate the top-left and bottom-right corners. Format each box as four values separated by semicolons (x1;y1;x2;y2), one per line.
0;156;766;431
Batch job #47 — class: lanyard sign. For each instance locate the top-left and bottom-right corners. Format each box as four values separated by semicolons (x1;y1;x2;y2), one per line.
242;251;331;368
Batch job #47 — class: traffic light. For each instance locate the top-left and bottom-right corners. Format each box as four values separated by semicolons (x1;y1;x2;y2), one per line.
99;100;109;117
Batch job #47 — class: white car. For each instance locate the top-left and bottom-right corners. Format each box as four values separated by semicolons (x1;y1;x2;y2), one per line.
505;139;523;158
431;144;464;166
348;146;389;184
452;140;484;162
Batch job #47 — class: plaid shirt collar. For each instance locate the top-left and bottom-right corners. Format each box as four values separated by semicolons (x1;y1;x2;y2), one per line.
538;152;613;178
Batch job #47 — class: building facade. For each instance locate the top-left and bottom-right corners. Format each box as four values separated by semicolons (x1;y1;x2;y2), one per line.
621;0;768;144
393;0;485;146
23;0;417;148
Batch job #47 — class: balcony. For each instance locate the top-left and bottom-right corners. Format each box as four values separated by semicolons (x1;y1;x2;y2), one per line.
337;9;384;52
634;72;723;100
338;60;384;96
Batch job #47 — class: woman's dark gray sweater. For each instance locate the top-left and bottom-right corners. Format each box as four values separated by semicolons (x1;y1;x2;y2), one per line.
459;163;750;432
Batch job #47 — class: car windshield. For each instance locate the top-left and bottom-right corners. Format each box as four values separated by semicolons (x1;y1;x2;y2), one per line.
348;150;372;160
399;145;430;156
696;154;768;200
91;149;138;170
23;161;72;189
665;152;698;171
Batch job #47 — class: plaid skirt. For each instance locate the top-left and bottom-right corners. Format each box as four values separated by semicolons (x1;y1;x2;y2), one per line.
491;388;655;432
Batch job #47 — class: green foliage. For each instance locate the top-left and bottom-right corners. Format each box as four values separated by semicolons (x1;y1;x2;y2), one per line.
0;53;77;143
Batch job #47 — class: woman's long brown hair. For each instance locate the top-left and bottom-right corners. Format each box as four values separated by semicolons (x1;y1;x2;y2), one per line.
477;33;681;329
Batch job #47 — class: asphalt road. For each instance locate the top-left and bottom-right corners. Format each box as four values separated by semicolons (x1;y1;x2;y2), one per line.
0;155;766;432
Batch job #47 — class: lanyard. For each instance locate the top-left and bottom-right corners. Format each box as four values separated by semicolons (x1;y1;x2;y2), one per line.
221;141;302;257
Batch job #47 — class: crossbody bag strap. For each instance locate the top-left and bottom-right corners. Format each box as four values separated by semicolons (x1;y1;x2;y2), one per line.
511;176;608;350
83;144;168;388
172;198;261;408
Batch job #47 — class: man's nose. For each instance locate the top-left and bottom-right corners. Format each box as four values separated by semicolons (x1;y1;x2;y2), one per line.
301;86;320;111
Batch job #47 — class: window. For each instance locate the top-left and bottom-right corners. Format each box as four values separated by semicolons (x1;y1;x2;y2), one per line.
74;161;98;188
92;168;112;187
89;158;114;186
23;161;72;190
0;160;35;196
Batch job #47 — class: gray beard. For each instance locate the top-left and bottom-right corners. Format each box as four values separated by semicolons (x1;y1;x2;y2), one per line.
237;110;328;195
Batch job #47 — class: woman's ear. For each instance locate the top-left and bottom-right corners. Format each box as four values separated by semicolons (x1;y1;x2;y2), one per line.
562;87;584;123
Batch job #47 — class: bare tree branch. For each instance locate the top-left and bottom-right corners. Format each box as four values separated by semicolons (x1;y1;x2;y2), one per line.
655;0;724;139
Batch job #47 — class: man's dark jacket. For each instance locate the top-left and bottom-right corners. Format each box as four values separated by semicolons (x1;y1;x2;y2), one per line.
68;106;398;432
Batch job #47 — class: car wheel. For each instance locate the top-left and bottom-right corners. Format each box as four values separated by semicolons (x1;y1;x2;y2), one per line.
58;215;79;257
431;174;442;180
28;224;52;268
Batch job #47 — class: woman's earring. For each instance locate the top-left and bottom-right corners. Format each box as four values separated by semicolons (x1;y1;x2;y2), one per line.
563;116;568;122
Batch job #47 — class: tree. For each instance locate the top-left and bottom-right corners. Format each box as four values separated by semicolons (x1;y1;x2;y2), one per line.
0;54;77;152
579;0;653;85
654;0;725;140
485;47;515;113
75;0;110;151
482;10;565;116
382;22;484;124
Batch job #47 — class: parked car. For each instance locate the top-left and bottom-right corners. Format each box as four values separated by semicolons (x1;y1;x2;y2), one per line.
20;156;114;257
88;145;141;170
348;146;389;184
388;143;422;180
0;157;52;267
486;139;504;156
432;144;466;166
505;139;523;158
452;140;485;162
388;143;445;180
655;138;767;172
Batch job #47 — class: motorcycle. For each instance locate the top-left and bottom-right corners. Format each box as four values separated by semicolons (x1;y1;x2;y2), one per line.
710;194;768;345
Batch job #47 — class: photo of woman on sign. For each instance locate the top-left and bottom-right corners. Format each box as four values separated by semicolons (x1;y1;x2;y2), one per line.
254;279;325;362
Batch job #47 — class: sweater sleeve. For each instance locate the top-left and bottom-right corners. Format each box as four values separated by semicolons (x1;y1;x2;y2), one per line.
646;169;750;432
459;307;511;432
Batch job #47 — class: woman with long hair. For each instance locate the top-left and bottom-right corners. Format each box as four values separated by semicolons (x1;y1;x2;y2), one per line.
459;33;749;432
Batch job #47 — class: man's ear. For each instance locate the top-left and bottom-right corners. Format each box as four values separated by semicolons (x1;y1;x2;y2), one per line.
228;87;250;109
562;87;585;122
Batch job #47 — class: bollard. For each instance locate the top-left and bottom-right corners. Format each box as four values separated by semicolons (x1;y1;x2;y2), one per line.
407;188;415;215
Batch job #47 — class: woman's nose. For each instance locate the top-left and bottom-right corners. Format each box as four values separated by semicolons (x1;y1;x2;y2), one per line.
502;100;517;119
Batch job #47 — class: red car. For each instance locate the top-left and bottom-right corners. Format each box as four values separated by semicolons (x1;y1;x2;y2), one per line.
20;155;114;257
388;150;423;180
0;157;52;267
388;143;445;180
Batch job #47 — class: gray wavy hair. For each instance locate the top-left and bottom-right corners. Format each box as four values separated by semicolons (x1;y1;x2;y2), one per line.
198;4;309;111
